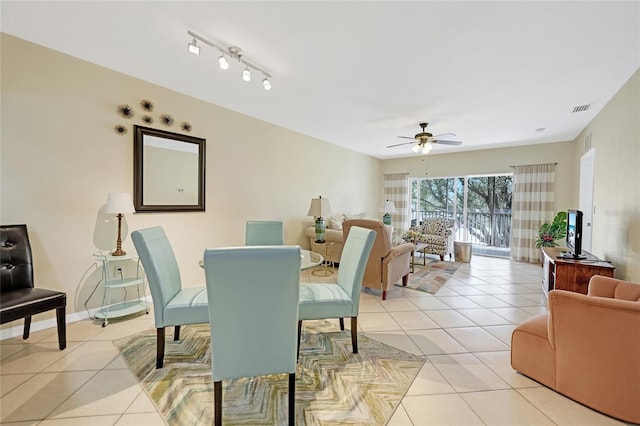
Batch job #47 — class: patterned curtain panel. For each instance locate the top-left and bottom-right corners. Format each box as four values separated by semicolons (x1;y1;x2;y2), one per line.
383;173;410;238
510;163;556;263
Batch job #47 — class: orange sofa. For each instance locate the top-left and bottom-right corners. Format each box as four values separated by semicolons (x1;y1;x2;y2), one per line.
511;275;640;423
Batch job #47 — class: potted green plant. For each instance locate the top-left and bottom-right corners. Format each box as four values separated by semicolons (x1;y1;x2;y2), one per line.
535;211;567;248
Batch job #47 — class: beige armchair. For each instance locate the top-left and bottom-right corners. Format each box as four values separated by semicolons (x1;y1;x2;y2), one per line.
511;275;640;423
343;219;414;300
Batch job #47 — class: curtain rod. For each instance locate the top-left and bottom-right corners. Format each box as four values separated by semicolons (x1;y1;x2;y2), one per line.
509;162;557;168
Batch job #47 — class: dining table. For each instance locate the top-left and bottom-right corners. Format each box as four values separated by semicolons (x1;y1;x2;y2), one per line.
199;248;323;270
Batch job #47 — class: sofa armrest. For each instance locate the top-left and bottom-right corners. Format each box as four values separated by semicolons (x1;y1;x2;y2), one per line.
383;243;414;265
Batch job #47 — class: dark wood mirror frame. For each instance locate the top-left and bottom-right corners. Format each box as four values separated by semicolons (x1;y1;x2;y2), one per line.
133;125;206;212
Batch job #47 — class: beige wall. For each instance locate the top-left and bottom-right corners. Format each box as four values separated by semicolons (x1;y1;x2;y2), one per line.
0;34;382;323
573;68;639;281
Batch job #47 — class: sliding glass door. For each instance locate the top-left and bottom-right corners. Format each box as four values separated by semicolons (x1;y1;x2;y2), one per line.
410;174;513;255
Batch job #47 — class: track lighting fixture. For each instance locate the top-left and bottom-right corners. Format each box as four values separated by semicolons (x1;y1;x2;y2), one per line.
218;55;229;70
187;37;200;56
187;30;273;91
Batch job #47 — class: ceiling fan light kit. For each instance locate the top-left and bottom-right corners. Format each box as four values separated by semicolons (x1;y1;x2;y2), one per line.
387;122;463;155
186;30;272;91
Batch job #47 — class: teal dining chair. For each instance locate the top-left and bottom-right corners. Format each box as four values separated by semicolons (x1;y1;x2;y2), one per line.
203;245;300;426
131;226;209;369
298;226;376;356
245;220;284;245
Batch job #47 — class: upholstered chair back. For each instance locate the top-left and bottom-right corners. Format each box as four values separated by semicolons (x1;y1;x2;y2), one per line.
419;218;455;237
0;224;34;292
343;219;389;289
131;226;183;327
333;225;377;316
588;275;640;301
245;221;284;245
203;246;301;380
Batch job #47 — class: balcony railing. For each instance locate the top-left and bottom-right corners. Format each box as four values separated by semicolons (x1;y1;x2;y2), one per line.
412;211;512;248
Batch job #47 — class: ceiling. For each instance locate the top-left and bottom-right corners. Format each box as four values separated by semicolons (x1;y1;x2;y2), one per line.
2;1;639;159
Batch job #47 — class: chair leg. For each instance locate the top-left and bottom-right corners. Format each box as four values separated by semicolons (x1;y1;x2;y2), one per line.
288;372;295;425
440;255;444;261
402;274;409;287
382;290;387;300
214;380;222;426
174;325;181;341
23;315;32;340
339;318;345;330
351;317;358;354
156;328;165;369
56;306;66;350
297;320;302;359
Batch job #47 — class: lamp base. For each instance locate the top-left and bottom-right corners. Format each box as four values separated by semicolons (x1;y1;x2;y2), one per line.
111;248;126;256
314;217;326;244
383;213;392;225
112;213;126;256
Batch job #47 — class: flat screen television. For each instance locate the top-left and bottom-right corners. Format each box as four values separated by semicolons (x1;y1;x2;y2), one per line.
558;209;586;259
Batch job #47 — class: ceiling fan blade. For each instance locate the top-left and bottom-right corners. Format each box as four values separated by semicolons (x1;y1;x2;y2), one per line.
386;141;417;148
396;136;416;140
434;132;457;139
435;139;463;146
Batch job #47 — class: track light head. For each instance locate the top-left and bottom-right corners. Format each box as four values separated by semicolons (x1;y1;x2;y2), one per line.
188;37;200;56
242;67;251;82
262;77;272;91
218;55;229;70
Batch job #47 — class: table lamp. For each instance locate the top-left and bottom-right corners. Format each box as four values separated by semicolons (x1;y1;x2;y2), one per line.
105;192;135;256
307;195;332;243
381;200;397;225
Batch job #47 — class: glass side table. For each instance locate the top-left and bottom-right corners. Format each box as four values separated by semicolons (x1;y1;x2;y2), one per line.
310;241;335;277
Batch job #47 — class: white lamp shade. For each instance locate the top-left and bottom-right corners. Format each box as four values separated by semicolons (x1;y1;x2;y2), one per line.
105;193;135;214
307;196;332;218
381;200;397;214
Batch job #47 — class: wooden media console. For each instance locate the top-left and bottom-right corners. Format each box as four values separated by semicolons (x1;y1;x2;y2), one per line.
541;246;615;297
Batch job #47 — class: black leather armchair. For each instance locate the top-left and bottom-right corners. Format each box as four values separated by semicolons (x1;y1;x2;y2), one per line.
1;224;66;350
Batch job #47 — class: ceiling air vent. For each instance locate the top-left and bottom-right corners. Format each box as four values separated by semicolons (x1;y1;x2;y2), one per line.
572;104;591;113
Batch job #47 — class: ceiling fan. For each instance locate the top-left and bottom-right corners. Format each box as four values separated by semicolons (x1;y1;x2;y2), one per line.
387;122;463;154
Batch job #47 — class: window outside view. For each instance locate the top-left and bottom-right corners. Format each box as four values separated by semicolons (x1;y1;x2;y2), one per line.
410;175;513;257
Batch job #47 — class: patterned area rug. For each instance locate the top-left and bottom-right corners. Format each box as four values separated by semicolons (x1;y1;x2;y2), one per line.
396;258;463;294
115;322;424;425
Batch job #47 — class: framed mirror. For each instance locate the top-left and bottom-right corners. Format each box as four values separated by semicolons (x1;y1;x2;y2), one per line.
133;125;206;212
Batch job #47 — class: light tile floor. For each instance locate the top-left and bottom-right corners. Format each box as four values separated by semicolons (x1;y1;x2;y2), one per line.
0;255;632;425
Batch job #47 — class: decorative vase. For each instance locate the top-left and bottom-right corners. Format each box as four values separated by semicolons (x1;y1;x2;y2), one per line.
315;217;326;243
383;213;391;225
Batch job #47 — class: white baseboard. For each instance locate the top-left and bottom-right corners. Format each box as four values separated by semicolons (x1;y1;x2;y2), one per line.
0;296;153;341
